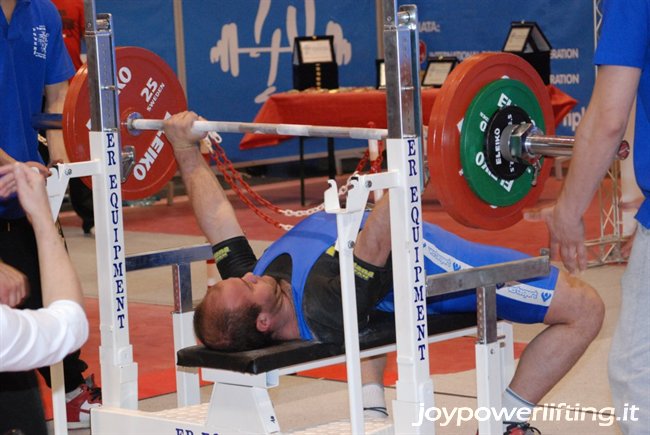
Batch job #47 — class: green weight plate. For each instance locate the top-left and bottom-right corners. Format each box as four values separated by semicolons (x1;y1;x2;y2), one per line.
428;52;555;230
459;79;545;207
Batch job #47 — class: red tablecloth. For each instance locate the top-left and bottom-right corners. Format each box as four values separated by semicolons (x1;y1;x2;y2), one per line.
239;85;577;150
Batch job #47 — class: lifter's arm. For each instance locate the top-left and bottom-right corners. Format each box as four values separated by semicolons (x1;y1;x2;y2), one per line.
163;111;244;245
354;194;392;267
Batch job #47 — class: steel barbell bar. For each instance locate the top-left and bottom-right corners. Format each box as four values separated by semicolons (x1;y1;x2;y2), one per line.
502;122;630;164
33;113;627;165
126;117;390;141
33;113;389;141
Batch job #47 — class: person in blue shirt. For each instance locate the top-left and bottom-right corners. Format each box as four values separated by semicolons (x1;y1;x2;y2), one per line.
539;1;650;432
164;111;605;434
1;0;99;432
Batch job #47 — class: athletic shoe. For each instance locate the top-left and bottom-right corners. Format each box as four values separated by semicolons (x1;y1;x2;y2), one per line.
65;375;102;429
503;422;542;435
363;406;389;419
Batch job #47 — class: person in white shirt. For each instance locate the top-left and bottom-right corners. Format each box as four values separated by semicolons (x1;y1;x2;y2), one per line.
0;163;88;371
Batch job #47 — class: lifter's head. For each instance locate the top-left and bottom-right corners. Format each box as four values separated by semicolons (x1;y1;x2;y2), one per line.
193;273;292;351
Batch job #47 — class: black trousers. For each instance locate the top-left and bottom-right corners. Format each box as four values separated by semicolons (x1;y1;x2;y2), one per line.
69;178;94;232
37;143;94;232
0;370;47;435
0;217;88;434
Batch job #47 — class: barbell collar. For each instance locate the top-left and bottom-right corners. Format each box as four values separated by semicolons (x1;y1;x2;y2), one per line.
127;118;389;141
615;140;631;160
121;145;135;182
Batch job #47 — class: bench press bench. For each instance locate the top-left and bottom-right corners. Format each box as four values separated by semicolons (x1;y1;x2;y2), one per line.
175;311;515;434
177;311;479;373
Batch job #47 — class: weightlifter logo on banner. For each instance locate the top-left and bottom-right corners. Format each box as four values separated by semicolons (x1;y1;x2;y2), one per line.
209;0;351;103
32;25;49;59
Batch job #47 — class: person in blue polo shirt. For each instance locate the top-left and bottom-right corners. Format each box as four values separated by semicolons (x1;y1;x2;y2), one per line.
1;0;99;432
537;0;649;432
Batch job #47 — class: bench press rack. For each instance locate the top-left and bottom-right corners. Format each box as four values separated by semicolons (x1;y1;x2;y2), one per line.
85;230;547;434
41;1;550;434
92;240;543;435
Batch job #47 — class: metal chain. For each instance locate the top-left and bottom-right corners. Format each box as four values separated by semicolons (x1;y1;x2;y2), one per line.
204;132;384;230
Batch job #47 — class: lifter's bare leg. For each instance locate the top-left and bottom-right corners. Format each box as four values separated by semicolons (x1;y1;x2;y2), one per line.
351;196;392;417
354;192;605;415
508;272;604;403
353;194;392;266
361;355;388;418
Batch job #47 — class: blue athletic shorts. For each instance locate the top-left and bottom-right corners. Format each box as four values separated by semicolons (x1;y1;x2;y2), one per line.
375;222;559;324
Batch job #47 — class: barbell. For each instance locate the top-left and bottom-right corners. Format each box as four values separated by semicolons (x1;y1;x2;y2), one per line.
429;52;627;229
36;47;627;230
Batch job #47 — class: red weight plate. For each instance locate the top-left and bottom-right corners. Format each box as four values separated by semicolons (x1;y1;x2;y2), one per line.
427;52;554;230
419;40;427;65
63;63;89;163
63;47;187;200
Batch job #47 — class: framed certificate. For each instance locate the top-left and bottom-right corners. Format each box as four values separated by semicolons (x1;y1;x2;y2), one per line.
502;22;552;85
292;36;339;90
294;36;335;64
422;56;458;88
503;21;551;53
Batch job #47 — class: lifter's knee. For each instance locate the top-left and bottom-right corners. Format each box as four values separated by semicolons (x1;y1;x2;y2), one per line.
577;281;605;340
547;272;605;339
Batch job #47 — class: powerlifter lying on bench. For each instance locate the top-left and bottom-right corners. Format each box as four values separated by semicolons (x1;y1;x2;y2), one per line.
164;111;604;434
